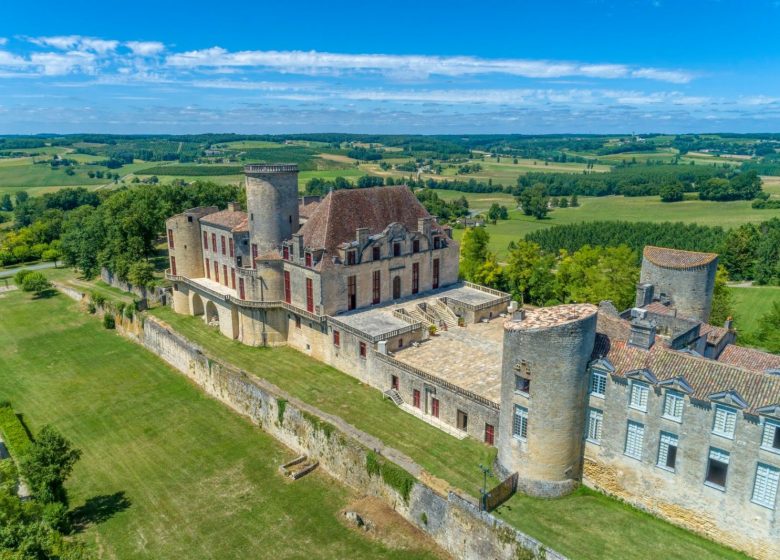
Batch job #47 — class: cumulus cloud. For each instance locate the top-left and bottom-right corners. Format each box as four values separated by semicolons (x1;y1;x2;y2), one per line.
165;48;694;83
125;41;165;56
28;35;118;53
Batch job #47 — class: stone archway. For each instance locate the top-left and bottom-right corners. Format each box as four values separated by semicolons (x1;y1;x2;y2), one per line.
392;276;401;300
205;300;219;326
191;292;204;317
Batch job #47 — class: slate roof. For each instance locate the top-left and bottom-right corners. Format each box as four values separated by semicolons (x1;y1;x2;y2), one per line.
718;344;780;372
643;246;718;270
297;185;433;256
200;210;248;232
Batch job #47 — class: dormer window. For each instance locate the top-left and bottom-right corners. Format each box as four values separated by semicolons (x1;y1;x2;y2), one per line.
629;381;649;412
413;239;420;253
347;250;356;265
393;243;401;257
373;246;380;261
305;252;313;267
713;405;737;439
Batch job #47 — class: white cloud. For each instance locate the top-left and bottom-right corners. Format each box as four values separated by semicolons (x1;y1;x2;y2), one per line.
165;48;694;84
29;51;97;75
0;38;7;46
28;35;117;53
125;41;165;56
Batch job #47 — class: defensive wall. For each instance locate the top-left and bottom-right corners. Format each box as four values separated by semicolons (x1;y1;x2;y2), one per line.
58;285;562;560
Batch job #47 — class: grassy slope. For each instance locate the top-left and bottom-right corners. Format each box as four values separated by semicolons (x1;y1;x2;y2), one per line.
148;307;747;560
0;290;437;560
731;285;780;336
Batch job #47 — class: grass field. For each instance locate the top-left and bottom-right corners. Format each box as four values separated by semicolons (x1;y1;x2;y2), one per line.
0;289;440;560
730;285;780;336
439;190;780;258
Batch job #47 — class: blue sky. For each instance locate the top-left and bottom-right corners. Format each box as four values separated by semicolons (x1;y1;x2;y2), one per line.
1;0;779;134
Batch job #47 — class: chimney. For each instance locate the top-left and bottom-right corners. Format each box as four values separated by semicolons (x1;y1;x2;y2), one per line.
227;201;240;212
628;318;656;350
507;300;519;314
418;217;432;238
635;283;654;308
724;316;734;330
377;340;388;355
293;233;304;260
356;227;369;248
512;309;526;321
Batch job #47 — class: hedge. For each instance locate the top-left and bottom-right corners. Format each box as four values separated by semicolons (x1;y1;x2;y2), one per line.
0;404;33;459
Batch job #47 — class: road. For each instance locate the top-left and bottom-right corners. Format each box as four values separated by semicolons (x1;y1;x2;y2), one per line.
0;261;58;279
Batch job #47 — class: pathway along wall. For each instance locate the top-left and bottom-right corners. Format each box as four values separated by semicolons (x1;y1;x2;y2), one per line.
57;282;563;560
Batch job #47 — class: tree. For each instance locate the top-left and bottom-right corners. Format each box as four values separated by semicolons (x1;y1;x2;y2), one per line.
127;261;155;287
15;191;29;206
0;193;12;211
754;301;780;353
516;183;550;219
486;203;509;221
503;240;557;305
659;182;684;202
555;245;639;310
459;227;490;281
472;252;504;289
709;266;734;326
20;272;52;297
14;269;34;287
569;194;579;207
20;426;82;505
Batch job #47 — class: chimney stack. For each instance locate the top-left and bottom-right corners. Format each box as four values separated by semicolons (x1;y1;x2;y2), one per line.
227;201;240;212
628;318;656;350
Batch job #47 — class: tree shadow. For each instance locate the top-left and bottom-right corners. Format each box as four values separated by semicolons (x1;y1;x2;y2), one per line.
33;289;59;299
70;491;131;532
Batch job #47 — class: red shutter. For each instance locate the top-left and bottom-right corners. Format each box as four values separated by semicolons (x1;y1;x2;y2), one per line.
170;256;177;276
306;278;314;313
205;258;210;278
372;270;380;304
229;238;234;257
413;390;420;408
284;271;291;304
283;246;289;260
231;268;236;289
223;265;228;286
333;330;340;347
359;342;366;357
485;424;495;445
239;278;245;300
305;253;312;267
212;233;217;253
251;243;258;269
412;262;419;294
221;235;226;255
432;398;439;418
167;229;174;249
203;231;208;249
433;258;440;289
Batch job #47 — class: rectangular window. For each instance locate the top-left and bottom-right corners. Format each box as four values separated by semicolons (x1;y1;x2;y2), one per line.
229;238;234;258
306;278;314;313
347;275;357;310
306;252;313;267
333;330;340;347
663;390;684;422
587;408;603;444
433;236;441;249
211;233;217;254
412;263;419;294
294;315;301;329
393;242;401;257
359;341;366;358
431;397;440;418
203;231;208;249
761;420;780;452
372;270;381;304
346;251;355;265
167;229;174;249
752;463;780;509
223;265;228;286
624;420;645;460
283;246;289;260
214;261;219;283
205;258;211;278
514;374;530;394
705;448;730;489
413;239;420;253
251;243;258;269
373;246;380;261
485;423;495;445
391;375;399;390
231;268;236;289
629;381;649;412
432;258;440;289
457;410;468;432
221;235;226;255
590;370;607;397
657;432;678;471
413;389;421;409
713;405;737;439
283;271;291;304
238;277;245;300
513;405;528;441
170;256;177;276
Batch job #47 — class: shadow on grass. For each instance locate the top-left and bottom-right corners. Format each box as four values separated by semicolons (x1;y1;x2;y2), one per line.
70;491;132;532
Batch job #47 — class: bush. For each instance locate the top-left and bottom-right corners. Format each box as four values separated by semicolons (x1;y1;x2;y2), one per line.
0;405;33;459
13;269;33;286
20;271;52;297
90;292;106;307
364;450;416;503
86;301;97;314
428;324;437;336
103;314;115;329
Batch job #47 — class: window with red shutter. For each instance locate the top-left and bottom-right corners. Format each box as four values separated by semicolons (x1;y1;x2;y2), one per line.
223;265;228;286
168;229;174;249
433;258;440;289
203;231;208;249
305;252;312;267
205;258;210;278
231;268;236;289
359;342;366;358
372;270;380;304
284;271;291;304
170;256;177;276
283;246;289;260
221;235;226;255
211;233;217;253
306;278;314;313
214;261;219;283
333;330;340;347
412;262;419;294
229;238;234;257
239;278;245;300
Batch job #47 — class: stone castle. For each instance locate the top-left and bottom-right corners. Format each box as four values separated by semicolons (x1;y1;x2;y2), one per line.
165;164;780;559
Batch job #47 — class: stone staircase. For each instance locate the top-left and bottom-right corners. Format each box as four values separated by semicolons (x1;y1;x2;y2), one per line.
383;388;404;406
431;300;459;329
398;403;467;440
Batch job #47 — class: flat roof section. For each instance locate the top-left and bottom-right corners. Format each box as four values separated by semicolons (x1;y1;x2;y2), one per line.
330;307;412;339
505;304;598;332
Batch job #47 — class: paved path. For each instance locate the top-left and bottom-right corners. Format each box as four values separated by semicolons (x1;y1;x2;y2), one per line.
0;261;58;279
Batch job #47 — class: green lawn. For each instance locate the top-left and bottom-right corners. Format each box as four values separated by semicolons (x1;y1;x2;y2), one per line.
730;285;780;336
0;290;439;560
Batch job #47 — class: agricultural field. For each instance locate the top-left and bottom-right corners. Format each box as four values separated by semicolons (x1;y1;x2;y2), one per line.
0;289;441;560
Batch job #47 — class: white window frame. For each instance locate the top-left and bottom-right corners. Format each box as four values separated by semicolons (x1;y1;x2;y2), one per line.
752;463;780;510
624;420;645;460
590;370;607;398
629;381;649;412
512;405;528;441
514;374;530;395
587;408;603;445
712;404;737;439
656;432;679;472
761;419;780;454
662;390;684;423
704;447;730;491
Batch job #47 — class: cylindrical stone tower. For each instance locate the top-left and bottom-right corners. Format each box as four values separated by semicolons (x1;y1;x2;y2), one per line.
639;246;718;322
497;304;598;497
244;164;299;256
166;206;217;314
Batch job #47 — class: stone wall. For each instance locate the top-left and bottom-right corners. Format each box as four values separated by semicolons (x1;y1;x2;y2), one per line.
101;268;170;306
135;311;563;560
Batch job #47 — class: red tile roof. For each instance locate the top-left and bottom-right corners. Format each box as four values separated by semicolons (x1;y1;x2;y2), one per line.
643;246;718;270
200;210;248;232
297;186;432;255
592;336;780;414
643;301;676;316
698;323;732;345
718;344;780;372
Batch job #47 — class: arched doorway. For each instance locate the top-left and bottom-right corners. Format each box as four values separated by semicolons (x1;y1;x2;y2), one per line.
205;301;219;326
392;276;401;300
191;293;204;317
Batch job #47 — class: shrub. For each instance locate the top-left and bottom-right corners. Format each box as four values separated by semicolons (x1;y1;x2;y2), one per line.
86;301;97;314
13;269;33;286
90;292;106;307
103;314;115;329
276;398;287;424
364;450;416;503
428;324;437;336
0;405;33;459
20;271;52;296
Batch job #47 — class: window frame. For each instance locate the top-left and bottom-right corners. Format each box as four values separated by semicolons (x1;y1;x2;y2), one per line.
586;408;603;445
712;404;737;439
761;419;780;454
704;447;730;490
624;420;645;460
514;374;530;395
656;431;679;472
752;463;780;510
333;329;340;348
629;380;650;412
512;405;528;441
662;390;684;423
590;370;607;398
359;341;366;358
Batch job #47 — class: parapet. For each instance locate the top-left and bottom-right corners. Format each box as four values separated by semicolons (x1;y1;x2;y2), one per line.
504;304;598;332
244;163;299;174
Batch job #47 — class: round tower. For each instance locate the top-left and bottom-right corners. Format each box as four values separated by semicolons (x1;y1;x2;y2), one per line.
244;164;299;256
497;304;598;497
166;207;217;314
639;246;718;322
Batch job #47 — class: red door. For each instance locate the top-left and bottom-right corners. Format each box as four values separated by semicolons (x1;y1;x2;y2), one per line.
170;256;177;276
485;424;495;445
223;265;228;286
391;375;399;390
431;398;439;418
306;278;314;312
413;389;420;408
284;271;291;303
231;268;236;289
